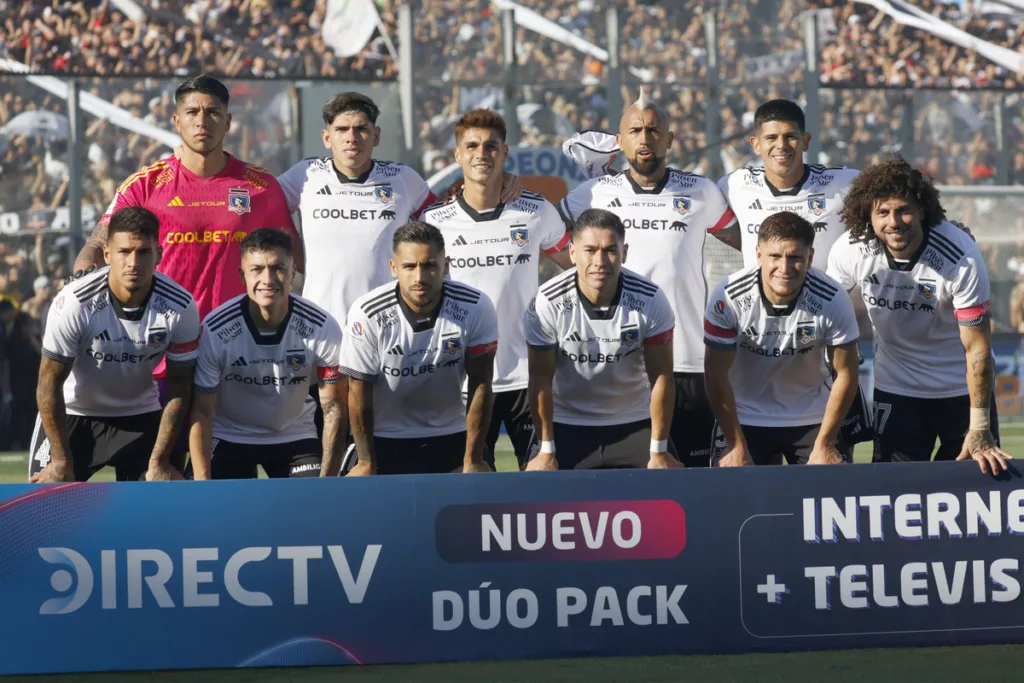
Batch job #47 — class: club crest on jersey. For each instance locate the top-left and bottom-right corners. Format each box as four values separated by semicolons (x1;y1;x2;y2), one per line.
351;321;364;336
286;350;307;371
510;228;530;247
147;329;168;347
374;185;394;204
228;187;251;215
796;324;816;344
673;197;692;215
443;337;463;355
807;197;826;216
918;283;937;299
621;328;640;347
714;300;726;315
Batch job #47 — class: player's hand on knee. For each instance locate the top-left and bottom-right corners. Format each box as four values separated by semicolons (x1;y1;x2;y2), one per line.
525;452;558;471
499;172;523;203
808;442;845;465
347;460;375;476
30;461;74;483
717;446;753;468
145;460;184;481
462;460;494;474
647;452;684;469
957;429;1012;476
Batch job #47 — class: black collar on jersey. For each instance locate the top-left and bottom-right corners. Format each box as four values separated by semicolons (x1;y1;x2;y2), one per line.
879;228;930;272
764;164;811;197
332;158;375;185
108;278;154;321
576;272;622;320
396;282;444;332
456;189;505;222
625;169;671;195
757;270;802;317
241;296;293;345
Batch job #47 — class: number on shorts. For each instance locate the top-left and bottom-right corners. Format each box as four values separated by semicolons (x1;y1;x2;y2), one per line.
873;402;892;434
34;440;52;468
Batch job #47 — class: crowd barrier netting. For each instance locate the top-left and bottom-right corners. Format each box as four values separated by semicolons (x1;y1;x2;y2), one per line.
2;462;1024;674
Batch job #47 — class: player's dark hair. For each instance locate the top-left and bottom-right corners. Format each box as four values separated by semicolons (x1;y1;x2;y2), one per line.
107;207;160;243
323;92;380;126
454;109;507;144
841;154;945;245
393;221;445;254
754;99;805;134
757;211;815;248
240;228;294;259
175;74;230;107
574;208;626;241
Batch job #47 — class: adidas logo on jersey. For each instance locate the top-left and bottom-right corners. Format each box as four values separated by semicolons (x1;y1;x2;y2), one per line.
607;199;623;208
93;330;111;342
452;235;468;247
167;196;185;207
564;331;584;342
743;325;757;338
231;356;248;367
863;274;880;285
316;186;332;195
748;200;763;210
387;345;404;356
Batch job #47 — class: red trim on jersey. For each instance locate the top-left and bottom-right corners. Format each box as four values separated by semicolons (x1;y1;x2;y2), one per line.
645;328;674;346
706;207;736;234
317;365;343;380
168;339;199;354
412;191;438;219
467;340;498;358
955;301;991;321
703;319;737;338
543;232;571;254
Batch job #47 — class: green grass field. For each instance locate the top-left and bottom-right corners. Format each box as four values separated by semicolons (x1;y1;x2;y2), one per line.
3;427;1023;681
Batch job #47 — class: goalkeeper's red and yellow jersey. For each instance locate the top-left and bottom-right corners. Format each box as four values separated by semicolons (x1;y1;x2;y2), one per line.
99;154;298;320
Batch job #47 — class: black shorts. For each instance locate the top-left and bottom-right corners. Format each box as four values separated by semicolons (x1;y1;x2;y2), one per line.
528;420;674;470
370;432;468;475
670;373;716;468
840;379;875;446
28;411;162;481
484;389;535;469
204;438;322;479
872;389;1000;463
710;422;834;466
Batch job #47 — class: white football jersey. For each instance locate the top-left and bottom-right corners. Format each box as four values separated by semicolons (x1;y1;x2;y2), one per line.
524;268;675;426
703;266;858;427
718;164;860;271
827;222;990;399
339;280;499;438
422;190;569;392
42;268;200;417
193;294;344;444
276;158;431;326
560;169;735;374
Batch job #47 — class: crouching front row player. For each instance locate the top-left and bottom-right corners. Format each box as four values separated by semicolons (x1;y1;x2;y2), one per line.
704;212;860;467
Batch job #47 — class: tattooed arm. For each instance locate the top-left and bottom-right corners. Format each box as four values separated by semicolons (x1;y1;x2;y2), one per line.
318;376;349;477
72;222;109;273
957;321;1011;475
32;357;75;483
146;361;193;480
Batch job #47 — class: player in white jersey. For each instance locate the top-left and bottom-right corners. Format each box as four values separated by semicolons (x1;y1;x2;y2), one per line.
189;229;347;479
422;109;571;467
340;222;499;475
31;207;200;482
826;156;1010;475
558;92;736;467
704;212;860;466
524;209;681;470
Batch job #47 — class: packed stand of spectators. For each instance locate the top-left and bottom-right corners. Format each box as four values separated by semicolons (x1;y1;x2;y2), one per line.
0;0;397;79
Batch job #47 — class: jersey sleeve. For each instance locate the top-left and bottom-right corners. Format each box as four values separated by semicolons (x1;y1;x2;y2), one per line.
263;178;300;239
643;286;676;345
703;280;739;351
524;292;558;351
41;293;84;364
823;290;859;346
166;300;201;366
701;177;737;235
952;242;993;327
97;172;148;226
825;238;857;292
538;200;571;254
558;184;590;226
467;292;499;359
192;325;225;394
275;160;309;213
314;312;345;384
404;168;434;218
338;303;380;382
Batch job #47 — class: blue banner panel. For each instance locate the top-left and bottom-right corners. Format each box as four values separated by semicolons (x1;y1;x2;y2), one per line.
2;463;1024;674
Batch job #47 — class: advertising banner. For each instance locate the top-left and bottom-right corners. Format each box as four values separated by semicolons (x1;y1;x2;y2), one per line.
1;464;1023;674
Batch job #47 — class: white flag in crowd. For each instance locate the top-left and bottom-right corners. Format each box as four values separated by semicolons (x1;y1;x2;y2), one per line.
322;0;381;59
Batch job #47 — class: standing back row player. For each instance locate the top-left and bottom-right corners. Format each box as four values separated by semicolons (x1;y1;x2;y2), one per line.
32;208;199;482
423;109;571;467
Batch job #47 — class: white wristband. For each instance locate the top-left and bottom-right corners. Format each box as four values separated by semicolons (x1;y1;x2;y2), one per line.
539;440;556;454
650;439;668;453
970;408;990;431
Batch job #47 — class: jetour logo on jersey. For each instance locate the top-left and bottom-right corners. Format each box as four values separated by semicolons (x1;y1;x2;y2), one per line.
227;187;251;215
374;185;394;204
36;544;382;615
